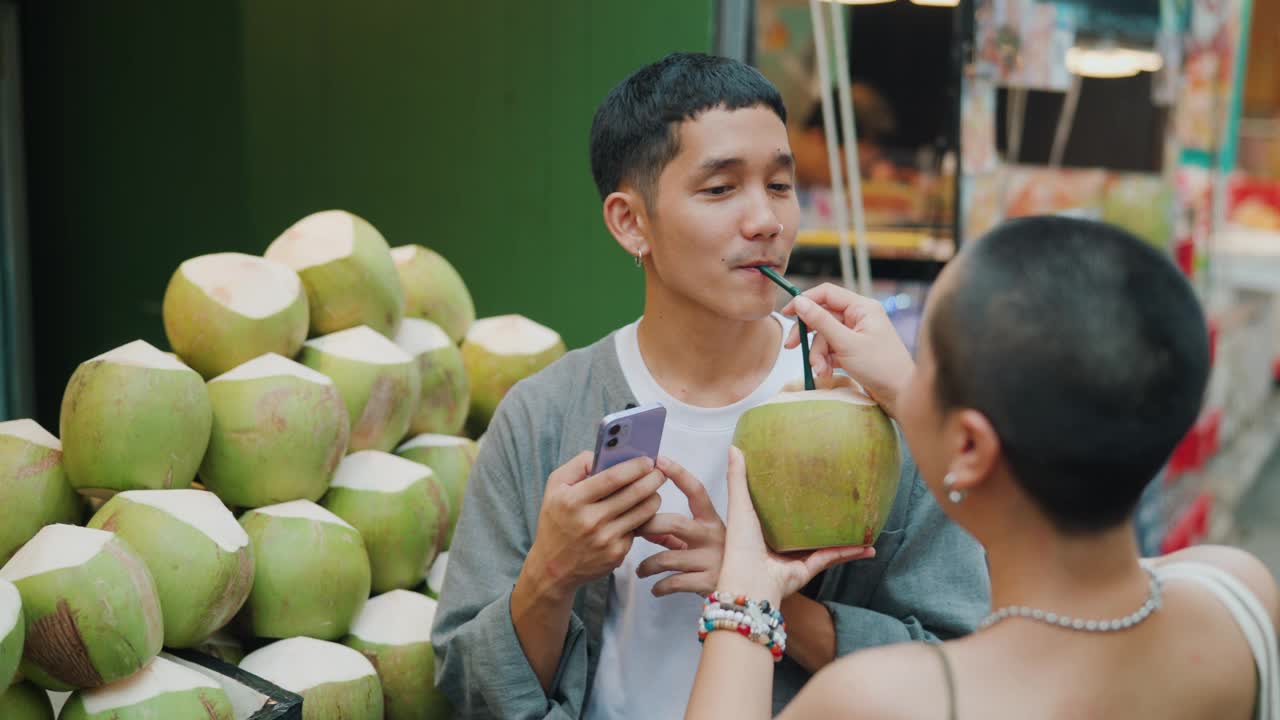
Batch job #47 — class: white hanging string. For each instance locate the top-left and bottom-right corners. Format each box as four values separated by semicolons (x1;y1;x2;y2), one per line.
808;0;856;292
828;0;873;297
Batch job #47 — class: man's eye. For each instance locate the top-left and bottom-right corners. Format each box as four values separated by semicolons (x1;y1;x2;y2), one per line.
769;183;793;193
702;186;733;196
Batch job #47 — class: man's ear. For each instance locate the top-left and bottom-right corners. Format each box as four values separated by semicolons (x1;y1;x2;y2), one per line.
602;187;650;257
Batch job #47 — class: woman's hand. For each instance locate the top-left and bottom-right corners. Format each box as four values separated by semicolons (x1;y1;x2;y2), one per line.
715;447;875;607
781;283;915;418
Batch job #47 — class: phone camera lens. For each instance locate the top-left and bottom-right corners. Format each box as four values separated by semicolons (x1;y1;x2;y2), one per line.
606;437;619;448
608;425;621;436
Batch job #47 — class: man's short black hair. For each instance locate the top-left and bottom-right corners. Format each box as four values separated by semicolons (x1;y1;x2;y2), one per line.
928;216;1210;534
589;52;787;207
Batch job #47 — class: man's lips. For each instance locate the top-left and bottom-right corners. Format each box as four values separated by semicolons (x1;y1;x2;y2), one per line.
734;261;782;271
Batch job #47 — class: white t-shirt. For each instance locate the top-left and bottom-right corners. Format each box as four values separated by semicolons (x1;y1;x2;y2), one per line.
585;313;805;719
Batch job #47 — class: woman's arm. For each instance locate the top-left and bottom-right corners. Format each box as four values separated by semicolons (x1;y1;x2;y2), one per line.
684;448;874;720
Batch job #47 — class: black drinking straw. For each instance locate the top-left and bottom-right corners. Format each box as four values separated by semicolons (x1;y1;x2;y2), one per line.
755;266;816;391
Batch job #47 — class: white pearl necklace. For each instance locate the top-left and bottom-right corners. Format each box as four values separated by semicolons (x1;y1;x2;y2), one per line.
979;567;1163;632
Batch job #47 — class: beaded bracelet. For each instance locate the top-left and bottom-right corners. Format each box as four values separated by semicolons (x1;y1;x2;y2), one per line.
697;591;788;662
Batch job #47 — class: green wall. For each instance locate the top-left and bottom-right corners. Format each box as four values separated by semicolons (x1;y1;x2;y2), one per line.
21;1;714;426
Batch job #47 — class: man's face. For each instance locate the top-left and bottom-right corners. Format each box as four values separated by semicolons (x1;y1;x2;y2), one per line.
645;106;800;322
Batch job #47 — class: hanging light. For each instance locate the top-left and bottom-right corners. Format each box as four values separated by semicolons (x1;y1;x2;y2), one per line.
1065;39;1163;79
910;0;960;6
1065;46;1141;78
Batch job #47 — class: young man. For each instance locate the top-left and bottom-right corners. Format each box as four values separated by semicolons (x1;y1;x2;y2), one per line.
431;52;989;719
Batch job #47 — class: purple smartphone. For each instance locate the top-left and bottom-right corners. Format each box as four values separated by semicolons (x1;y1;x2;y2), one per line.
590;402;667;475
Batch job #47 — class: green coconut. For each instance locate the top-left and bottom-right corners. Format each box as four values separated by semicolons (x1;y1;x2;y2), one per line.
0;420;81;565
462;315;565;437
395;434;478;549
0;682;54;720
86;490;253;648
264;209;404;338
343;590;453;720
240;637;383;720
733;375;902;551
200;353;350;507
59;340;212;498
0;524;163;690
300;326;421;453
0;578;23;690
236;500;371;640
390;244;475;345
394;318;470;437
162;252;310;379
424;552;448;600
58;656;233;720
321;451;447;594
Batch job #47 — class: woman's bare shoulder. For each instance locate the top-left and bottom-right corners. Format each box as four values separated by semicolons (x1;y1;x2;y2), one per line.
1150;544;1279;624
779;642;949;720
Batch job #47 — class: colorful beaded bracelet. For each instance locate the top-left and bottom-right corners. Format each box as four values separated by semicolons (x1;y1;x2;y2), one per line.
697;591;788;662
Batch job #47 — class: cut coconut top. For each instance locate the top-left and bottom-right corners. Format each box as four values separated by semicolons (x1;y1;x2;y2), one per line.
0;418;60;450
427;551;449;593
79;656;219;715
212;352;333;386
0;524;113;582
304;326;412;365
466;315;561;356
764;375;877;407
348;589;437;645
394;318;452;356
117;490;250;553
250;499;355;530
397;433;473;452
0;578;19;638
389;245;421;266
240;637;376;693
90;340;192;372
264;210;356;271
181;253;302;319
331;451;432;494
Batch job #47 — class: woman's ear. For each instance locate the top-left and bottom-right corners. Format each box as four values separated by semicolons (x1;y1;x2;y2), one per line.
944;409;1001;494
602;188;650;258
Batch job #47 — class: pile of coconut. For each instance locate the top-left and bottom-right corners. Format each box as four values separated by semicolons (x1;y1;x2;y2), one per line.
0;209;570;719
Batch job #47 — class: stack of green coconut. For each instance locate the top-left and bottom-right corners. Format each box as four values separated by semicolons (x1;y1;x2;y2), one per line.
0;210;567;720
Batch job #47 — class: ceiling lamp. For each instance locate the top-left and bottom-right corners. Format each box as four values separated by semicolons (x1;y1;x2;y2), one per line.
1065;41;1163;79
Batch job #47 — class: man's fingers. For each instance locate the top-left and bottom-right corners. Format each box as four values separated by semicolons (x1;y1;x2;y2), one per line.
550;451;595;488
655;456;719;521
651;571;713;598
640;533;689;551
635;549;708;579
574;456;656;503
635;513;697;542
606;492;662;536
599;468;666;518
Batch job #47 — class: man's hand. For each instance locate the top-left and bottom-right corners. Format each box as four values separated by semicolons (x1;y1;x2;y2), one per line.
512;452;666;693
634;457;726;597
522;452;666;598
781;283;915;418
